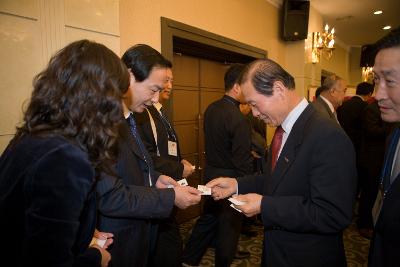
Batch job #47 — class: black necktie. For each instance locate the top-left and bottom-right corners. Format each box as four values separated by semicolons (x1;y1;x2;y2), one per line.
127;114;153;186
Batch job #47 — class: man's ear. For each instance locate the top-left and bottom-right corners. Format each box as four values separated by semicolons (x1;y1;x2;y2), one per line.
128;68;136;83
232;83;241;95
273;81;286;96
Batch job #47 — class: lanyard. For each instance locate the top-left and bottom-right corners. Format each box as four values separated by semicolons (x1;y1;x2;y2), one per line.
379;127;400;197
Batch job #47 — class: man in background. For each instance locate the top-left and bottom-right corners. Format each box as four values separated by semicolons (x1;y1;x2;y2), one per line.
182;64;253;267
336;82;374;237
312;75;347;123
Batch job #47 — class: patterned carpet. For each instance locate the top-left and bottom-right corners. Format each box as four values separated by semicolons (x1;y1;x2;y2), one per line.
180;216;371;266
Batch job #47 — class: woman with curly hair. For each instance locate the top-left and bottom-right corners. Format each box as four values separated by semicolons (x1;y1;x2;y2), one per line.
0;39;130;266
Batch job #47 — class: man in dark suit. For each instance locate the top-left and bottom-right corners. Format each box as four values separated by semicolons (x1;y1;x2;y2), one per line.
357;100;391;239
134;64;195;267
207;58;357;267
182;64;253;267
96;44;201;267
368;26;400;267
312;75;347;124
337;82;374;149
337;82;374;236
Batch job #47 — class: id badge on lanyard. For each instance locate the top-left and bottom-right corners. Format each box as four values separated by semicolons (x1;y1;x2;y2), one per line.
168;141;178;156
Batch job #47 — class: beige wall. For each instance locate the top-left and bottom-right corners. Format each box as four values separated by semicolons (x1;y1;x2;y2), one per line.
349;46;363;86
0;0;357;152
0;0;120;152
120;0;286;63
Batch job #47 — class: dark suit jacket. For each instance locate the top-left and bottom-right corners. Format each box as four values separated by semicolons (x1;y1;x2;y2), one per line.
312;96;338;123
97;121;175;267
369;128;400;267
0;135;101;266
134;105;184;179
337;96;368;153
238;104;357;267
359;101;390;176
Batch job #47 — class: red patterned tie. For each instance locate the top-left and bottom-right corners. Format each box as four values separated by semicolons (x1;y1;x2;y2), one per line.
270;126;284;171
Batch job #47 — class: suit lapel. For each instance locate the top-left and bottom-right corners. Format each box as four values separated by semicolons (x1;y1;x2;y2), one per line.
318;97;336;120
269;105;315;193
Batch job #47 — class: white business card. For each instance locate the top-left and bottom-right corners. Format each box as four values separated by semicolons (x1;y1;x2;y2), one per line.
228;197;245;206
197;185;211;195
230;203;242;213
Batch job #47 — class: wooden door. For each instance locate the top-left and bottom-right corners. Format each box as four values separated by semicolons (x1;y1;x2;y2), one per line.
172;54;228;222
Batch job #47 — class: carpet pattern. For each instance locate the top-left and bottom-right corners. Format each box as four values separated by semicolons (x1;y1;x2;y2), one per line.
180;217;370;266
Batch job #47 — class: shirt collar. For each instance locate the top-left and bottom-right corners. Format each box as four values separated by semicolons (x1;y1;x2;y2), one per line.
124;111;132;119
153;102;163;112
223;95;240;106
320;95;335;113
281;98;309;135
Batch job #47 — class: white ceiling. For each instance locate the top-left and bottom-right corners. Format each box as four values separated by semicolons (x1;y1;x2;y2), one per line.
310;0;400;47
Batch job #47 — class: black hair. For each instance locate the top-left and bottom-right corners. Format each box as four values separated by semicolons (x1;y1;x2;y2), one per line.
121;44;172;82
224;64;245;91
374;27;400;56
356;82;374;96
239;59;295;96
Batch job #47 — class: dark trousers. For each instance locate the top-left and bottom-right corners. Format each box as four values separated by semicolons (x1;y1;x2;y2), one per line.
149;215;182;267
182;197;242;267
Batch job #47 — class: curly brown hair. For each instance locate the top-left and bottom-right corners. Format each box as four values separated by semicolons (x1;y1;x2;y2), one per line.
14;39;129;174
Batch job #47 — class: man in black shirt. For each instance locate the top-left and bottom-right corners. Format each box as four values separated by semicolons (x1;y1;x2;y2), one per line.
182;64;253;267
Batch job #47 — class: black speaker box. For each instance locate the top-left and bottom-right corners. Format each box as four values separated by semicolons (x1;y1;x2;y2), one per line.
282;0;310;41
360;44;376;67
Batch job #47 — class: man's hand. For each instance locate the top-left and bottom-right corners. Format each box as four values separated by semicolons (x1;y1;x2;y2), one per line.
156;175;179;189
173;186;201;209
181;159;195;178
93;229;114;249
233;193;263;217
89;244;111;267
206;177;237;200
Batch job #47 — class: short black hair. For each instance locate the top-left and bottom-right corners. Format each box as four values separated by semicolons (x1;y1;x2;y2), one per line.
239;59;295;96
224;63;245;91
374;27;400;55
356;82;374;96
122;44;172;82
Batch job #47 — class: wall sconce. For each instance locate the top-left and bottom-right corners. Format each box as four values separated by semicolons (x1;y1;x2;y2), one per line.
311;24;335;63
362;67;374;82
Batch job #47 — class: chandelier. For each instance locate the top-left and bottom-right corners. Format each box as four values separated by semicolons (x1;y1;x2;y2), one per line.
311;24;335;64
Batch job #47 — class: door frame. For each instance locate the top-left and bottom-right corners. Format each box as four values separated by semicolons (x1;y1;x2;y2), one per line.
160;17;267;119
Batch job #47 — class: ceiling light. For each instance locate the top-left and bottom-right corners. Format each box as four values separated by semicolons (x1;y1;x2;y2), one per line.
383;26;391;30
373;10;383;15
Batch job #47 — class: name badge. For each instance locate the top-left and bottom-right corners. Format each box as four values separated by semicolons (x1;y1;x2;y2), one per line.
168;141;178;156
372;186;384;226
